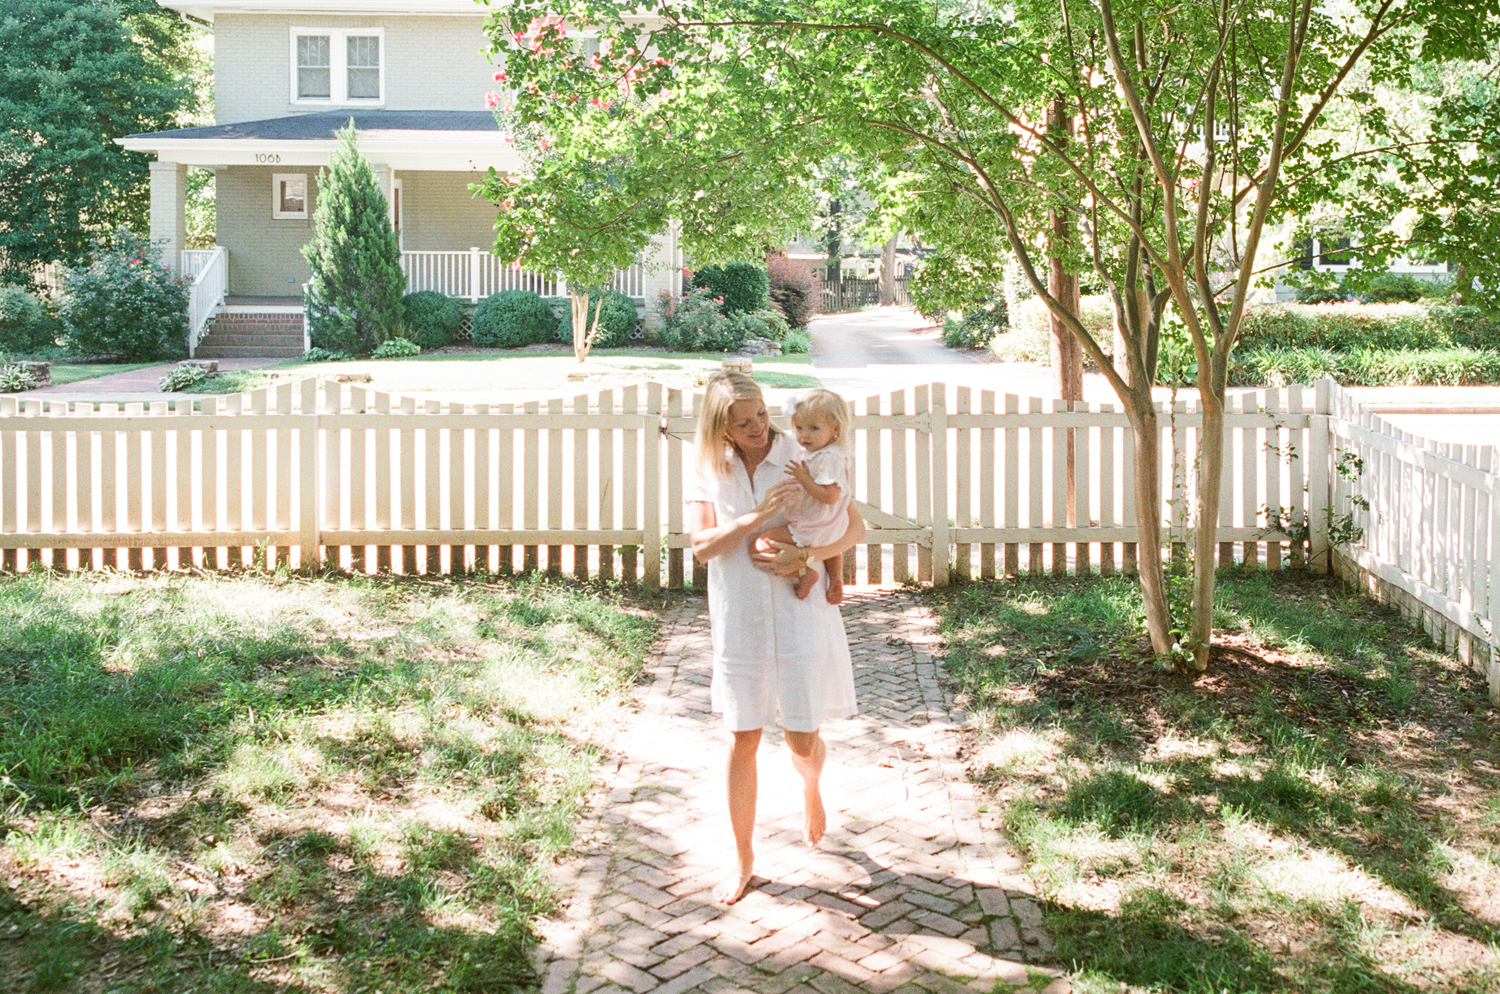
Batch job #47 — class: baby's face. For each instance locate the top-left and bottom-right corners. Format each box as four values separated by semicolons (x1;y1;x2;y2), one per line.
792;409;837;451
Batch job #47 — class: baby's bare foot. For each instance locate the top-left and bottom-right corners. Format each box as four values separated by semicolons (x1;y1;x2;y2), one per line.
794;571;817;600
712;854;755;904
825;580;844;606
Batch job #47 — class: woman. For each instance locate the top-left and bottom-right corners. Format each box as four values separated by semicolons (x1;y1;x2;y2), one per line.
685;371;866;904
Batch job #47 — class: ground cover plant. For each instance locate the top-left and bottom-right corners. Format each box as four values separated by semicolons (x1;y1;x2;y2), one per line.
936;569;1499;994
0;570;657;993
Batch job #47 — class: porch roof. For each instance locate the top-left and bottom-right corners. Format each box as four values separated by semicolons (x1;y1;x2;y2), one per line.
116;110;525;172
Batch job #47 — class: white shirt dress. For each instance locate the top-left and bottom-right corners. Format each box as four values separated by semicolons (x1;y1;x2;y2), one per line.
686;431;858;732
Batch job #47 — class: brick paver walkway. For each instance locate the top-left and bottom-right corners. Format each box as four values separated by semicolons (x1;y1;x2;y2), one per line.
533;589;1066;994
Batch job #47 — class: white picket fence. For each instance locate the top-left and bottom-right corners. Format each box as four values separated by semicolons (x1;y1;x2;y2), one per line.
400;248;648;302
181;247;228;358
1;377;1494;698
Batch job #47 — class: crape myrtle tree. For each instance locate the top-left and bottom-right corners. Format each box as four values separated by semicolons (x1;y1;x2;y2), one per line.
478;14;819;363
302;124;405;355
486;0;1497;671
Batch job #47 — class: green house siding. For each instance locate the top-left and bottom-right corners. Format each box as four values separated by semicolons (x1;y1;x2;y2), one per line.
218;166;320;297
400;171;500;252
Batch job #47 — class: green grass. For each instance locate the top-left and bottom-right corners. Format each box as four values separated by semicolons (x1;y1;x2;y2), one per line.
935;569;1500;994
43;362;160;386
0;571;657;993
180;348;818;396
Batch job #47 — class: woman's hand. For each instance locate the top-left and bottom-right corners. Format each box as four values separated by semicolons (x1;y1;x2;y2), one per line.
753;479;801;520
751;536;809;576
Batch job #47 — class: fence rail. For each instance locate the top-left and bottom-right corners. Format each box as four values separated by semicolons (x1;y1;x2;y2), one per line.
1;376;1494;700
819;276;911;313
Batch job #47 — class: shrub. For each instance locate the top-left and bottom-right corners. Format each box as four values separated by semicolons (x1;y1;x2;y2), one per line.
372;337;422;358
655;287;731;352
402;291;463;349
909;250;1008;322
766;254;814;328
1288;270;1352;304
782;329;811;354
60;229;189;361
472;290;558;347
0;363;38;392
1228;345;1500;387
727;311;770;343
158;365;213;392
0;287;57;353
945;298;1007;349
691;261;769;315
1358;272;1428;303
302;125;405;355
302;347;352;363
1428;305;1500;350
562;288;638;349
1238;303;1445;351
757;308;790;341
1009;293;1114;348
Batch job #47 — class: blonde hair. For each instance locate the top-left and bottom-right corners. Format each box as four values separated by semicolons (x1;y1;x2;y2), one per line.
784;388;852;453
694;371;780;479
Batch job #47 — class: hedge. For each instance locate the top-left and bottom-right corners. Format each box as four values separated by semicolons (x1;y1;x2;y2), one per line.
401;291;464;349
471;290;558;347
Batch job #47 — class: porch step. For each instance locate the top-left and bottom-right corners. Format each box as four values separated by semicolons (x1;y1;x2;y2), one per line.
196;312;305;359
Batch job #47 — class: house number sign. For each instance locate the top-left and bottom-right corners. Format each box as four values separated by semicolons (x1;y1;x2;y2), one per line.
255;153;282;164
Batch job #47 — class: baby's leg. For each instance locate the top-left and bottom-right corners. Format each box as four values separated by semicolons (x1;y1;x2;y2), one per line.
821;556;844;605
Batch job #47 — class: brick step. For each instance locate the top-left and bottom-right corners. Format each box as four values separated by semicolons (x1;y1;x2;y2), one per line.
193;344;306;359
200;333;306;347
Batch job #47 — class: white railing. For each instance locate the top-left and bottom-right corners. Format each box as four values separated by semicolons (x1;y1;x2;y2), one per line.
183;247;227;358
401;248;647;301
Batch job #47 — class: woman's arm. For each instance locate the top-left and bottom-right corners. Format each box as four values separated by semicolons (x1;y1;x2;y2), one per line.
687;480;801;563
752;504;866;575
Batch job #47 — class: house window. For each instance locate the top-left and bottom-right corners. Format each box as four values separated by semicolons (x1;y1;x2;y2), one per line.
273;173;308;219
291;28;383;104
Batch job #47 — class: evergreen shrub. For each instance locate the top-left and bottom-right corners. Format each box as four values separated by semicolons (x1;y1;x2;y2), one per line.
472;290;558;347
401;291;463;349
303;126;406;355
691;261;769;315
0;287;57;352
561;288;637;348
60;229;189;361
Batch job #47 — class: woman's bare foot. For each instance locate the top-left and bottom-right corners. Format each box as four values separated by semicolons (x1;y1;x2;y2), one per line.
803;786;826;846
712;853;755;904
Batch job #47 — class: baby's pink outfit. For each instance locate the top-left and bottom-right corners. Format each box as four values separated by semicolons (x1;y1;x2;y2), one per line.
786;447;851;547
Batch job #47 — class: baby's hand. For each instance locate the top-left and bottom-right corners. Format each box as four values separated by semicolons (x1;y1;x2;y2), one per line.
785;460;816;490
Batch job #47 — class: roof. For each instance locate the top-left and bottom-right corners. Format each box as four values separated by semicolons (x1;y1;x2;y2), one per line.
116;111;524;172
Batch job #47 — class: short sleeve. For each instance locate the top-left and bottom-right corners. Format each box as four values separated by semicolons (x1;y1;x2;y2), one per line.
685;464;715;504
807;449;847;486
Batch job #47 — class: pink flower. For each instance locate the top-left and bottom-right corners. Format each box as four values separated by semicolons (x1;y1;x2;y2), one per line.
493;70;508;82
511;260;523;271
485;91;501;108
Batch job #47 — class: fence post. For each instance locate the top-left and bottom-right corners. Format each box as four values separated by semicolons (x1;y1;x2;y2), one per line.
1307;377;1334;573
299;379;321;568
468;247;483;301
643;383;662;591
1488;462;1500;704
929;382;950;587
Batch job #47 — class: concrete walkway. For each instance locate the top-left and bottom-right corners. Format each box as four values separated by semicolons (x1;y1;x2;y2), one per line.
534;590;1065;994
19;358;283;403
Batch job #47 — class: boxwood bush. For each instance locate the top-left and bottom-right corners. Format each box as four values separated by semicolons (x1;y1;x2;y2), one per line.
562;288;638;348
471;290;557;347
401;291;463;349
690;261;769;315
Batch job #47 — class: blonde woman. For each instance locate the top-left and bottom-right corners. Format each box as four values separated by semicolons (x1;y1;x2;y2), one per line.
686;372;865;904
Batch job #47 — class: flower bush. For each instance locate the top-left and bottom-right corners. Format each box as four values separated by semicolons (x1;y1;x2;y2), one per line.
655;287;745;352
60;230;189;361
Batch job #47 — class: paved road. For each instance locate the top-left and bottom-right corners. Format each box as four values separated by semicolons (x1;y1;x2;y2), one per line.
534;590;1066;994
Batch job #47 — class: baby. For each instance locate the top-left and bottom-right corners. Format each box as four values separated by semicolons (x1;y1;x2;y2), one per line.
763;388;853;604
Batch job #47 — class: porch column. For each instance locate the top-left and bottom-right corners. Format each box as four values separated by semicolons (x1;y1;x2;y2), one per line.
149;160;188;273
370;163;394;224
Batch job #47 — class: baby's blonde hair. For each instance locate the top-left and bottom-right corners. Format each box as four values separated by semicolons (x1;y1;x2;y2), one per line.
785;388;852;453
694;371;780;479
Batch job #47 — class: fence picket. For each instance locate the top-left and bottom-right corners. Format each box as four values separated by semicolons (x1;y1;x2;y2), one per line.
1028;396;1044;574
1051;398;1069;576
496;402;514;574
622;386;640;583
891;390;910;584
425;399;443;574
574;393;591;581
597;391;614;581
1099;403;1116;576
667;389;686;588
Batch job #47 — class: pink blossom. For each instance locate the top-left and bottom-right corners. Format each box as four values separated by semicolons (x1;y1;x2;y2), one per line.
511;260;523;271
485;91;501;108
494;70;508;82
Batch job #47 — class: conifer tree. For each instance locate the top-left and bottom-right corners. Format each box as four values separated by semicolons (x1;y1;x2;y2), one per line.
302;123;405;354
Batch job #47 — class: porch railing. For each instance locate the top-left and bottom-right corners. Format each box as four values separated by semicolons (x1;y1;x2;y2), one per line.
182;247;227;358
401;248;646;302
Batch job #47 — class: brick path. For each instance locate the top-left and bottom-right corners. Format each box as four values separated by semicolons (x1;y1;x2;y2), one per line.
534;589;1066;994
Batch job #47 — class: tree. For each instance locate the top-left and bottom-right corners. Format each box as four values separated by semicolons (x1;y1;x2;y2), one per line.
488;0;1497;671
0;0;195;284
302;124;405;356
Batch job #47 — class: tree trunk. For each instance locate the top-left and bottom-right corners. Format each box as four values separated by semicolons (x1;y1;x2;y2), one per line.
1186;390;1225;671
879;234;898;306
1127;401;1174;657
570;291;602;363
1047;96;1084;404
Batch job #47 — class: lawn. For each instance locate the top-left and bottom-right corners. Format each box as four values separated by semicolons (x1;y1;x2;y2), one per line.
935;569;1500;994
46;362;161;387
188;347;820;397
0;570;658;993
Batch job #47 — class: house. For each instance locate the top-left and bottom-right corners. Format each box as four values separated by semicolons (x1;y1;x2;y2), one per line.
116;0;679;357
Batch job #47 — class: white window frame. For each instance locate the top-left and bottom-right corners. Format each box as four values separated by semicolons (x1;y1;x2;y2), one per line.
272;173;309;220
289;27;385;106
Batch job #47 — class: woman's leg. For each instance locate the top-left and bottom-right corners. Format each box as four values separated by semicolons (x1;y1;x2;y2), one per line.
714;727;762;904
783;728;827;846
